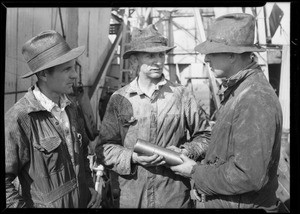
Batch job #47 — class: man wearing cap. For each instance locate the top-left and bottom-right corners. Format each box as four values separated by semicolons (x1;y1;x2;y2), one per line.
95;24;211;208
170;13;282;211
5;30;100;208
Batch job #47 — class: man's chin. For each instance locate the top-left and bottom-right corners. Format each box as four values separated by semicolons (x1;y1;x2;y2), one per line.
150;73;162;79
65;88;74;95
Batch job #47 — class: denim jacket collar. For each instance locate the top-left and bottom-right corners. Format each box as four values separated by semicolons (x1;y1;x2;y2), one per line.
217;62;261;102
24;85;74;114
222;61;259;89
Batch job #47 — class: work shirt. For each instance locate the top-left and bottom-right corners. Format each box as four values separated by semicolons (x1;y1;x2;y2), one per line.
96;76;211;208
5;85;94;208
33;84;75;166
191;62;282;211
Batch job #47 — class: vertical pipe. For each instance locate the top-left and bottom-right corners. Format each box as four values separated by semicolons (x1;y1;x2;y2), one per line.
66;8;78;48
263;6;271;43
15;8;19;103
58;8;65;39
167;12;175;82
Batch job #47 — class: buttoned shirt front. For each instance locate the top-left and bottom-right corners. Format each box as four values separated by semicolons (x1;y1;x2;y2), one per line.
33;84;75;165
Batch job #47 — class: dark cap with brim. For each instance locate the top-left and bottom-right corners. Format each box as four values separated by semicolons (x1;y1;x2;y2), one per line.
194;13;266;54
123;24;176;59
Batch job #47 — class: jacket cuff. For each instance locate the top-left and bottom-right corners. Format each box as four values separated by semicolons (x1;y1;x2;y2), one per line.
191;164;211;195
118;149;136;175
180;141;206;160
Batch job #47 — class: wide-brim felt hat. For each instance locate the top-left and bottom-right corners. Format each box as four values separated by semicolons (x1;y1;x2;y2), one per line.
21;30;85;78
195;13;266;54
123;24;176;59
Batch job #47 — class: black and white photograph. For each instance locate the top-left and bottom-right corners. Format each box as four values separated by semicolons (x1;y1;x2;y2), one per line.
2;3;293;212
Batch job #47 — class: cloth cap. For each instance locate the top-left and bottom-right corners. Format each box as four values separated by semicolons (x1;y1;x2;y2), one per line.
21;30;85;78
123;24;176;59
194;13;266;54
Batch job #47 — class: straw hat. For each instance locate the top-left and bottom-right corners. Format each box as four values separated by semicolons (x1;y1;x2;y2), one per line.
123;24;176;59
21;30;85;78
195;13;266;54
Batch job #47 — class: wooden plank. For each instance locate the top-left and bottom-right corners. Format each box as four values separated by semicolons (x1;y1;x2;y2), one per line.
16;8;34;92
66;8;79;49
79;8;111;86
4;8;18;96
193;8;220;110
5;8;18;62
88;23;123;98
255;7;269;80
193;8;206;43
279;45;290;131
55;8;67;37
77;8;90;85
5;66;17;93
33;8;52;35
31;8;53;85
77;8;111;127
167;16;176;83
4;94;17;114
5;8;18;102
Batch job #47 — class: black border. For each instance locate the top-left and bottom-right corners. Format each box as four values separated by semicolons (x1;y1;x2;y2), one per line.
1;1;299;213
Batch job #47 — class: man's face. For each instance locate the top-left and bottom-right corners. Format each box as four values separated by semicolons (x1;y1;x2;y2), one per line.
45;59;78;95
136;52;166;79
204;53;231;78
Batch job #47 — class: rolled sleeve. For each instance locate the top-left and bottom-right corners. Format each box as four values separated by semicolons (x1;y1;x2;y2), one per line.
96;95;136;175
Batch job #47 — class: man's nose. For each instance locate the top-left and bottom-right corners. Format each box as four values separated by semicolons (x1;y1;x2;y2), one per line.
204;55;210;63
156;55;165;64
70;68;78;79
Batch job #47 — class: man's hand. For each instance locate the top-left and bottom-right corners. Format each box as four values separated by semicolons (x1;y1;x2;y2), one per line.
87;187;101;208
166;145;189;155
132;152;166;167
170;154;197;178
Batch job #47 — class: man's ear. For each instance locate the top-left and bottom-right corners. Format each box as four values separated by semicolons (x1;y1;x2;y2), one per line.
36;70;47;81
129;55;139;71
228;53;237;63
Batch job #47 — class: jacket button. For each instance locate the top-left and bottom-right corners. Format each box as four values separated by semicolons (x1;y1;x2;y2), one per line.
55;121;59;125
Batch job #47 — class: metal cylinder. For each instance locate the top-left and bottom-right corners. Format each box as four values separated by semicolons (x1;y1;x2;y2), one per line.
133;139;183;166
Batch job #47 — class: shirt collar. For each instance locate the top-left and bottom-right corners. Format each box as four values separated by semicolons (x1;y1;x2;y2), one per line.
217;61;261;102
221;61;259;89
33;83;71;112
128;75;168;95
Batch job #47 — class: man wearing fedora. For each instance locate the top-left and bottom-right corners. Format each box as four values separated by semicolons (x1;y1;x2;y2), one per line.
170;13;283;211
5;30;100;208
95;24;211;208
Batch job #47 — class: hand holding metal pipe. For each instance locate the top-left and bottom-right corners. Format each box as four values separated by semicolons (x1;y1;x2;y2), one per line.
133;139;183;166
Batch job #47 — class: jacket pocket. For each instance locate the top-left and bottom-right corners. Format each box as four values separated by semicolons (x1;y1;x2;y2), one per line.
36;136;62;152
33;136;65;176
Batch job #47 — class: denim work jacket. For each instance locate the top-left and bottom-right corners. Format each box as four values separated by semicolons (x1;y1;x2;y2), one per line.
96;77;211;208
191;63;283;211
5;85;94;208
